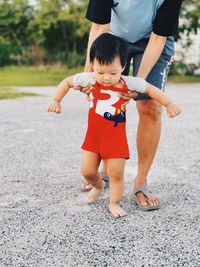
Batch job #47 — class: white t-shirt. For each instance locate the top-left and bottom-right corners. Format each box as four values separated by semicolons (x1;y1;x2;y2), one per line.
72;72;147;93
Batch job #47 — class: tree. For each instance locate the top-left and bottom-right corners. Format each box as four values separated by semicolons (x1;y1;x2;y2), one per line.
30;0;90;64
0;0;35;65
178;0;200;44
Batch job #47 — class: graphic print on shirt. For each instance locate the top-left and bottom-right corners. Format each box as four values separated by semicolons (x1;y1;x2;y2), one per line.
91;89;126;127
104;108;125;127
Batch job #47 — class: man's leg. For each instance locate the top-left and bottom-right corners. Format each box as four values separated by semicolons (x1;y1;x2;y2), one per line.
134;99;161;206
131;38;174;207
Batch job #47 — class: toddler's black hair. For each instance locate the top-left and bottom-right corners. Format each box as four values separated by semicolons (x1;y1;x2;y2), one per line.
90;33;128;68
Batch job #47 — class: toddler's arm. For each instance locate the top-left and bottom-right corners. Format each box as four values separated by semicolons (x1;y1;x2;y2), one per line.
47;76;75;114
144;83;181;118
48;72;94;114
122;76;181;118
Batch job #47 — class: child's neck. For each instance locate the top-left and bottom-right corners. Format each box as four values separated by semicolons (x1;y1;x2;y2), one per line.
115;78;124;88
98;78;124;88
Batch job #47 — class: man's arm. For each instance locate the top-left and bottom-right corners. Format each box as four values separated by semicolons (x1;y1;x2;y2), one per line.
137;32;166;79
84;22;110;72
138;0;183;79
120;0;183;101
84;0;112;72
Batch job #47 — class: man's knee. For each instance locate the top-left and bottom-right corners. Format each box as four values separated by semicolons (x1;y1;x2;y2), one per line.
137;99;162;122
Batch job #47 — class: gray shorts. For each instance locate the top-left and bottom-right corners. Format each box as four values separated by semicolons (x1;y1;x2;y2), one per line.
122;37;175;100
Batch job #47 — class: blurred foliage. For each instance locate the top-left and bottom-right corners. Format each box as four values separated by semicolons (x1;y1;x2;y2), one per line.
169;60;194;76
0;0;199;68
176;0;200;49
179;0;200;35
0;0;90;66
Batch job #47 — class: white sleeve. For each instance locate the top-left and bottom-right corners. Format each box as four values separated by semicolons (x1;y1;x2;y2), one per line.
72;72;95;87
122;75;147;93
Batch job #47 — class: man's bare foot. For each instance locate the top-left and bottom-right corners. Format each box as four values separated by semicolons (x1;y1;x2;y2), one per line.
88;181;105;202
133;180;160;207
136;191;160;207
108;203;127;218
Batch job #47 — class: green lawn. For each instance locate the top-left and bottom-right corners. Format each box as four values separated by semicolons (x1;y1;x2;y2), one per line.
168;75;200;83
0;86;38;100
0;66;200;100
0;65;83;99
0;65;83;86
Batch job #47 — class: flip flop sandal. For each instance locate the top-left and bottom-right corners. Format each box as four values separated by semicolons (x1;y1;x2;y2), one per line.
99;171;109;188
101;175;109;188
132;186;160;211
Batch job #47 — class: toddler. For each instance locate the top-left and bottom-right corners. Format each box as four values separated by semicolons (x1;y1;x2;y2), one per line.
48;33;181;217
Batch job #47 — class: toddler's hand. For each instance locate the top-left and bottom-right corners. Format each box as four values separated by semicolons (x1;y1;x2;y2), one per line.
166;103;181;118
48;100;61;114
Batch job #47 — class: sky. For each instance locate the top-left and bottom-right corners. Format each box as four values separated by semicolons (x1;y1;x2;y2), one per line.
29;0;37;5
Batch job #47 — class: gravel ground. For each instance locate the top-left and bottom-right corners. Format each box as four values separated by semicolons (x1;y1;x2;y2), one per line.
0;83;200;267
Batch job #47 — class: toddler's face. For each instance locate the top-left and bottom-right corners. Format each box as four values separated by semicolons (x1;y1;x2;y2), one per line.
92;57;124;87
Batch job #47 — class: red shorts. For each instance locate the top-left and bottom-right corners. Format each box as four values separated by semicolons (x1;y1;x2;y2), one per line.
81;80;130;160
81;115;129;160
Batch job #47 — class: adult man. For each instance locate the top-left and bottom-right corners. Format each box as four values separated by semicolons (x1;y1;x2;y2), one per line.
81;0;183;210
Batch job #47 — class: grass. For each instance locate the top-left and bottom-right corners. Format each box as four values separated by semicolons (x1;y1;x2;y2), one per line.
0;65;200;100
0;65;83;86
0;65;83;99
0;86;38;100
168;75;200;83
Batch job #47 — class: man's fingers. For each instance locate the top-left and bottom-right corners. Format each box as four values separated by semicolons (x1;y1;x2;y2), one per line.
81;84;94;94
121;100;130;108
119;93;134;101
86;95;91;101
74;84;94;95
73;85;93;93
119;94;132;101
119;91;138;100
73;86;82;91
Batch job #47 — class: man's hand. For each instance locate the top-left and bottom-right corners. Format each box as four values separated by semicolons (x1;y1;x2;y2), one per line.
48;100;62;114
119;90;139;108
119;90;139;101
74;84;94;100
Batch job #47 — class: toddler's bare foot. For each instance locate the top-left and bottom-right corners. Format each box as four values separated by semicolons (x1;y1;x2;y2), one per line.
88;181;105;202
109;203;127;218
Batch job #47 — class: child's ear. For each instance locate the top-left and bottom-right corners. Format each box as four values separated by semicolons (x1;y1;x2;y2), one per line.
91;62;94;69
86;61;94;72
